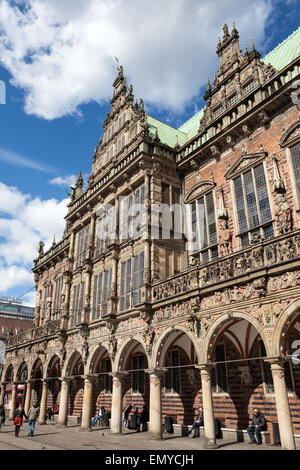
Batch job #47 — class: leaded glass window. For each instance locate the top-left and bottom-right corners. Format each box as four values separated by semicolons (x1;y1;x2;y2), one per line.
290;142;300;200
189;191;218;262
233;163;273;246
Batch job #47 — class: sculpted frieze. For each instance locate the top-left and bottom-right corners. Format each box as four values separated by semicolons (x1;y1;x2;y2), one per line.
267;271;300;292
153;299;196;324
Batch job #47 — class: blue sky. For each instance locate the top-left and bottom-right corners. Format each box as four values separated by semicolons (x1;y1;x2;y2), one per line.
0;0;299;305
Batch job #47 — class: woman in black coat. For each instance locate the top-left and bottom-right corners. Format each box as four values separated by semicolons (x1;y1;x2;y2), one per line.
13;404;28;437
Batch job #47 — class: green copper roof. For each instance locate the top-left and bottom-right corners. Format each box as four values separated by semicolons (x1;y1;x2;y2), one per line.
262;25;300;71
147;27;300;149
178;108;204;141
147;115;188;148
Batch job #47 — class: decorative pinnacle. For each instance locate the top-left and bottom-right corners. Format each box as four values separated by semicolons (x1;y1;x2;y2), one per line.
207;76;211;91
251;38;255;52
244;43;248;54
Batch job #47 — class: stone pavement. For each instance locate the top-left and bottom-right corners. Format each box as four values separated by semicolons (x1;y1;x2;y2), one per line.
0;421;289;451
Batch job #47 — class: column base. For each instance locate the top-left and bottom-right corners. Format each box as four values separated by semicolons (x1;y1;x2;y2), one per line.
38;422;47;426
79;427;92;432
55;423;68;428
203;440;219;449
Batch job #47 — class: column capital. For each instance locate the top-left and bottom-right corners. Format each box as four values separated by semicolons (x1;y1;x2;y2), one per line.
145;368;167;378
195;364;214;372
109;371;128;381
263;356;287;366
25;379;34;385
82;374;96;383
59;377;72;384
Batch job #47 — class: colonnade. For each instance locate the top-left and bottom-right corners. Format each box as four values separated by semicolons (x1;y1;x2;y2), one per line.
1;358;295;450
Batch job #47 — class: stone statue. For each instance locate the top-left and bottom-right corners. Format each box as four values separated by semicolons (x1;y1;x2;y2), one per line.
275;194;292;234
218;219;232;256
38;241;44;256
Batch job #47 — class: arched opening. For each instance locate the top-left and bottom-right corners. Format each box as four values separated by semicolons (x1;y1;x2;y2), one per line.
89;347;112;420
15;362;28;407
3;365;14;410
207;317;274;436
119;339;150;430
30;358;43;404
278;311;300;436
46;355;61;410
66;352;84;417
156;329;200;427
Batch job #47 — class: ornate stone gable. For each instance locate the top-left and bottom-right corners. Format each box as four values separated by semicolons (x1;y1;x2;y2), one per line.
184;180;215;203
225;152;266;179
279;120;300;147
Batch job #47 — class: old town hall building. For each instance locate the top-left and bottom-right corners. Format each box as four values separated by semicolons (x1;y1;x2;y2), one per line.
1;24;300;449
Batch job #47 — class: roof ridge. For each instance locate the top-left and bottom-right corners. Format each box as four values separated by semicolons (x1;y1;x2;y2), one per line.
178;107;204;131
147;114;187;135
262;25;300;61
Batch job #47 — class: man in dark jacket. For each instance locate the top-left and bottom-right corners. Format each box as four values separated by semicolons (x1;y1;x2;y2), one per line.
189;408;204;438
247;409;266;445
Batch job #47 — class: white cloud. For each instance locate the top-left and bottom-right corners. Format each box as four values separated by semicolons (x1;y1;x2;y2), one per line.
49;174;77;187
0;181;69;295
0;0;273;119
0;147;54;172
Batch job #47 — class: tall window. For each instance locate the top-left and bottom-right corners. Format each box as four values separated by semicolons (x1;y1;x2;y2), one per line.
104;358;112;393
290;142;300;200
92;272;103;320
102;268;112;316
75;226;90;269
119;184;146;241
92;268;112;319
95;207;115;258
133;252;144;306
233;163;273;247
42;284;52;321
165;349;180;394
53;277;64;320
120;258;131;311
71;282;85;327
211;344;228;393
189;191;218;262
131;355;145;394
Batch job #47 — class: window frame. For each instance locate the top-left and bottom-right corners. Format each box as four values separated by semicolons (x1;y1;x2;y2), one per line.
188;189;219;263
231;161;274;248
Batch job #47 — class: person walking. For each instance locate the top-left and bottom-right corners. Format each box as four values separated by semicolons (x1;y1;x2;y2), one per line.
13;404;28;437
247;409;266;445
27;402;40;436
0;404;5;431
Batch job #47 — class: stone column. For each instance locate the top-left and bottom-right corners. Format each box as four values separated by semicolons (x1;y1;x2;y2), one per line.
0;382;7;406
198;365;218;449
79;375;94;432
56;378;71;427
9;383;17;420
147;368;167;439
267;358;296;450
24;380;33;417
110;372;127;434
38;379;48;425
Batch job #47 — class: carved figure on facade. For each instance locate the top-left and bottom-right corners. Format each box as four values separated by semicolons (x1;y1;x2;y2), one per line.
218;218;232;256
274;194;292;235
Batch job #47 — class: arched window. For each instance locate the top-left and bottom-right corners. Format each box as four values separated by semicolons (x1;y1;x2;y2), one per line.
165;349;181;394
131;354;145;394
